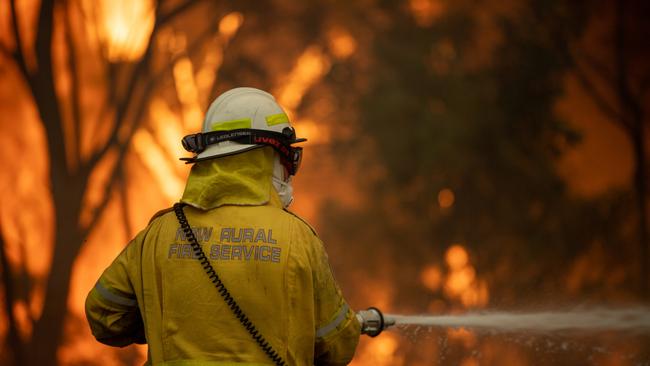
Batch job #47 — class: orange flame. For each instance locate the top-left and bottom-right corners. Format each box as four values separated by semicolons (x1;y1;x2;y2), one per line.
173;56;203;129
445;244;469;270
276;45;331;111
421;244;489;310
218;12;244;41
350;332;403;366
132;129;184;201
84;0;155;62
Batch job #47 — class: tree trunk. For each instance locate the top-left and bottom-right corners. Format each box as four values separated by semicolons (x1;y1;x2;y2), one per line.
23;27;89;362
615;0;649;297
27;177;85;365
632;123;649;297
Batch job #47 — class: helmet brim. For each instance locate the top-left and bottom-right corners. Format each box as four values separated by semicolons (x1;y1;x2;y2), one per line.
190;143;263;163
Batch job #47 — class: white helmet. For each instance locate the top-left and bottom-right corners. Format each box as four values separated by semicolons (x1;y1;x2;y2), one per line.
181;87;306;176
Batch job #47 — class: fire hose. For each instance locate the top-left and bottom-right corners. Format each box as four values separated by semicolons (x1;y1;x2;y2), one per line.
356;307;396;337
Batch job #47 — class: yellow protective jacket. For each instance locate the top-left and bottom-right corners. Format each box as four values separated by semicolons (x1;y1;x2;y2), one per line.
85;148;360;365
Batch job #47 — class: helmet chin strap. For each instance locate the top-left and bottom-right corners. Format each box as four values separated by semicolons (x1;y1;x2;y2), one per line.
272;156;293;208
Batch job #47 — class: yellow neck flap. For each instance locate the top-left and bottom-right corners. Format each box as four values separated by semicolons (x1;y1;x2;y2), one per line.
180;147;277;210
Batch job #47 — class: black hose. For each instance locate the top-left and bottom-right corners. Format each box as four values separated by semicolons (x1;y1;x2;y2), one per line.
173;203;286;366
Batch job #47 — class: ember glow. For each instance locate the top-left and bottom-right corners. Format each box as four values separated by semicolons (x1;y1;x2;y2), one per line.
408;0;445;27
437;188;455;209
327;27;357;60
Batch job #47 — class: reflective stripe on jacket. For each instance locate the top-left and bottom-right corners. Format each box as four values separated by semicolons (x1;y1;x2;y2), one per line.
85;191;360;365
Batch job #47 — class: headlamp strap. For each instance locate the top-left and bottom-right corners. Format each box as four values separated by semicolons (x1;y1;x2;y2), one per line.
194;129;294;156
181;129;302;173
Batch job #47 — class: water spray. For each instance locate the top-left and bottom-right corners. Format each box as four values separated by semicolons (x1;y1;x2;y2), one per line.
357;306;650;364
358;307;650;335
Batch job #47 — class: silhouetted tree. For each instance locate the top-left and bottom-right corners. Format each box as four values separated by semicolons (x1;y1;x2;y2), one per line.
565;0;650;296
3;0;219;364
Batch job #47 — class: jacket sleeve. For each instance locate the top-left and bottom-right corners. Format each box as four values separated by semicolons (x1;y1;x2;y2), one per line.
85;233;146;347
311;236;360;366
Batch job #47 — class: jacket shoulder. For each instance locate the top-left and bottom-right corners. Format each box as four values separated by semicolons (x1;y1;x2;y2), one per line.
148;207;175;225
283;209;318;237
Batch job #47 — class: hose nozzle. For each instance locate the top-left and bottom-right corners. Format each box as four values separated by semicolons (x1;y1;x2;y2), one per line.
356;307;396;337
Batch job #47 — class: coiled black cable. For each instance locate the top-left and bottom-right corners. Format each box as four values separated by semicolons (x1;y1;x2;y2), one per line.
173;203;287;366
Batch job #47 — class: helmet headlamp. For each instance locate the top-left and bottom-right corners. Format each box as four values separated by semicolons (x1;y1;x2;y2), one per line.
181;128;306;176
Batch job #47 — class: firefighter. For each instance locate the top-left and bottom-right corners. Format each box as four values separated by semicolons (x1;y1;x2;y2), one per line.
85;87;360;365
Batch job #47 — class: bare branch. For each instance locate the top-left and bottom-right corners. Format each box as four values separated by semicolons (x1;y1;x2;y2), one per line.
85;45;155;171
93;63;119;151
571;62;632;133
640;74;650;100
29;0;71;178
119;169;134;239
9;0;30;81
157;0;201;27
0;222;25;365
86;0;205;171
82;156;119;238
64;3;83;168
34;0;56;77
81;21;218;238
614;0;644;131
572;48;616;90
